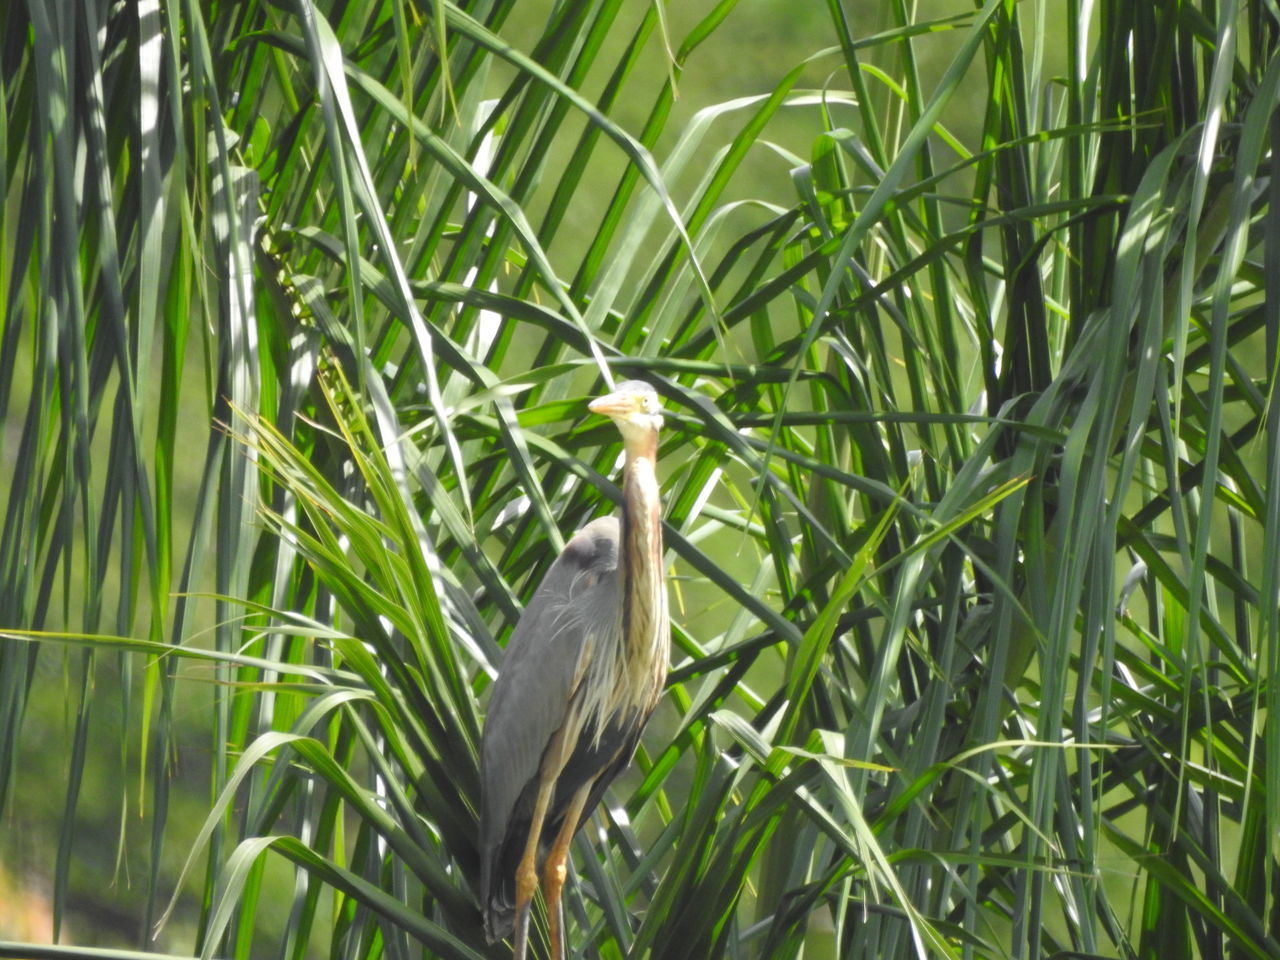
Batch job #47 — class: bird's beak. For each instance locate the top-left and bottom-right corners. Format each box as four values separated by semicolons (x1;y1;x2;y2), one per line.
588;390;634;417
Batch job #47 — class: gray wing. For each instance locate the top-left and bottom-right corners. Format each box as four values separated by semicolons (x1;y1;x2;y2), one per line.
479;516;619;937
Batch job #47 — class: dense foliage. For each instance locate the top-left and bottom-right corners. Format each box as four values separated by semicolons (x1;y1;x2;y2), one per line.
3;1;1280;958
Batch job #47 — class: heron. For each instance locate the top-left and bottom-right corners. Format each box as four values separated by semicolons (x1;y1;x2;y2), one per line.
479;380;670;960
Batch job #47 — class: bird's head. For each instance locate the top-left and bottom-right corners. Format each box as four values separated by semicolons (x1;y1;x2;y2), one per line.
589;380;663;457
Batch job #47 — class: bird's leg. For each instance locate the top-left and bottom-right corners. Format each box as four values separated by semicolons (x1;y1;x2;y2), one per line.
542;782;593;960
512;766;560;960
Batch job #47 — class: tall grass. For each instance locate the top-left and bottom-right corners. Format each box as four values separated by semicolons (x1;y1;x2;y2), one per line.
2;1;1279;958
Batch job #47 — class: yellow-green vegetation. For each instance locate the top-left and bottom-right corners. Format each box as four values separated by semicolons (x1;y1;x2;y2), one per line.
2;1;1279;958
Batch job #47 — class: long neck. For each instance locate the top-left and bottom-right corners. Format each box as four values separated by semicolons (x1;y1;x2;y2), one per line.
619;448;669;684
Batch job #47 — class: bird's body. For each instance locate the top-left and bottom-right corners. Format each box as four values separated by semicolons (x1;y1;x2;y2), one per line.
480;381;669;960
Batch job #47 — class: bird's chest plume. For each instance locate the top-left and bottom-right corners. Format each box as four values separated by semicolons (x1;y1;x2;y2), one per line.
578;456;668;735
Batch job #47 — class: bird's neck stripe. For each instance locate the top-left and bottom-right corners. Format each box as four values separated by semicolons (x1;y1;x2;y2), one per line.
620;454;663;653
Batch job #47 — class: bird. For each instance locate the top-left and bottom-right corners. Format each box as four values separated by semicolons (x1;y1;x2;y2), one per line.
479;380;670;960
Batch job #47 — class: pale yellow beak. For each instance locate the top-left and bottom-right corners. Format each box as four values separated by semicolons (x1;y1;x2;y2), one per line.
588;391;636;418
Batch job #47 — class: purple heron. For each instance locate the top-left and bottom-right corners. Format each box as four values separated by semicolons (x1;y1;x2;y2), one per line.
479;380;670;960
